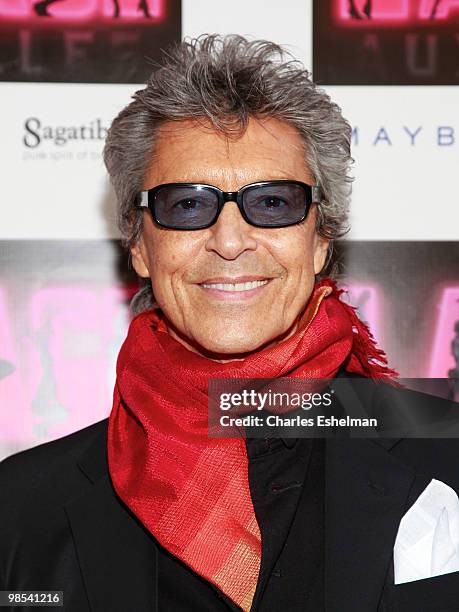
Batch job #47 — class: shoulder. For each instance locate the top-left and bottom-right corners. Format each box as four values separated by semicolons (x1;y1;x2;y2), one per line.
0;419;108;525
378;385;459;483
0;419;109;589
342;372;459;474
0;418;108;485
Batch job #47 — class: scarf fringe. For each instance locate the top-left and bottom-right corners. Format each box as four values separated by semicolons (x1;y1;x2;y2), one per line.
317;278;401;385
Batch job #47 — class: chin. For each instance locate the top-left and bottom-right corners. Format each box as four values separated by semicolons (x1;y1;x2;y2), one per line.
196;330;275;357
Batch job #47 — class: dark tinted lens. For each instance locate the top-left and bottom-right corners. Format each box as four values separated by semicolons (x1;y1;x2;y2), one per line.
242;183;309;227
154;186;219;228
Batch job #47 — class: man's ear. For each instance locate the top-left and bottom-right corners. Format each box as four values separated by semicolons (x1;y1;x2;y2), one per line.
313;234;331;275
130;237;150;278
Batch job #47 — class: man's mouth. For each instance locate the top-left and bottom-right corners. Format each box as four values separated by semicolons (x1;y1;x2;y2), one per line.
197;275;274;298
200;279;270;292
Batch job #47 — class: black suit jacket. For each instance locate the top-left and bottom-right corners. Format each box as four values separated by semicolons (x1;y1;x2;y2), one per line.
2;373;459;612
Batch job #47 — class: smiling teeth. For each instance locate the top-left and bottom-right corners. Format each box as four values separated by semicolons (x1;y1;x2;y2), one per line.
201;279;269;291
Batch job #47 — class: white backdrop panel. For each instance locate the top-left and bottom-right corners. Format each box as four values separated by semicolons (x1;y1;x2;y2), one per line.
328;86;459;240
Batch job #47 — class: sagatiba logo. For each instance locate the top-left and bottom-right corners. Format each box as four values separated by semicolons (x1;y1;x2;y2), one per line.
314;0;459;84
23;117;108;148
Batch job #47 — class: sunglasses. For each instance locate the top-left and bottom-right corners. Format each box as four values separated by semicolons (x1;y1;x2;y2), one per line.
135;180;322;230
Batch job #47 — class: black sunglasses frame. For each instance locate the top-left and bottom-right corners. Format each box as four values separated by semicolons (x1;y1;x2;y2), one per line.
135;180;322;230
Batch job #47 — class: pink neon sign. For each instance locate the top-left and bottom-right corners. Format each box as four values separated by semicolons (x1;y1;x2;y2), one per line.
336;0;459;23
339;0;410;20
0;284;134;447
0;288;34;441
419;0;459;18
101;0;163;19
0;0;164;21
428;286;459;377
28;286;133;439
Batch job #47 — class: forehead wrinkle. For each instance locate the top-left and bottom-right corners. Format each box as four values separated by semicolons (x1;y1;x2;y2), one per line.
147;171;304;191
144;116;314;189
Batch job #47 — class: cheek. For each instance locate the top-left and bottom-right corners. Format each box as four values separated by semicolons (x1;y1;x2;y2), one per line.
273;227;316;278
146;233;194;294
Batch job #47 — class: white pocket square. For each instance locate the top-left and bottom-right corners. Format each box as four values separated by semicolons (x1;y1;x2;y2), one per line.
393;478;459;585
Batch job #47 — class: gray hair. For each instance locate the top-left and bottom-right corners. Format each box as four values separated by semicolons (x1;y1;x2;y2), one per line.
103;34;353;315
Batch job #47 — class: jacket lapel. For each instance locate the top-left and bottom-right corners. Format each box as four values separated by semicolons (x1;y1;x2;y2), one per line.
64;422;158;612
325;374;431;611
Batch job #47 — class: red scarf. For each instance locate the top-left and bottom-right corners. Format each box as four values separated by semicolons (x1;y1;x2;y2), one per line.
107;279;397;611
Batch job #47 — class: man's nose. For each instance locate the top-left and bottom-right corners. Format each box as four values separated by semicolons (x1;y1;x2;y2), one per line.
204;201;258;259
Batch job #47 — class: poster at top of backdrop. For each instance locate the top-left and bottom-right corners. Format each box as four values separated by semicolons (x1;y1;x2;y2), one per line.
313;0;459;85
0;0;181;83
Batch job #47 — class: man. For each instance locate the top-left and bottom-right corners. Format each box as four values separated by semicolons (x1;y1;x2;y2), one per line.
1;35;459;612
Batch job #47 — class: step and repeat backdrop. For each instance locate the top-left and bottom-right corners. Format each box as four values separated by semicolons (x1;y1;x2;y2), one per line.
0;0;458;459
